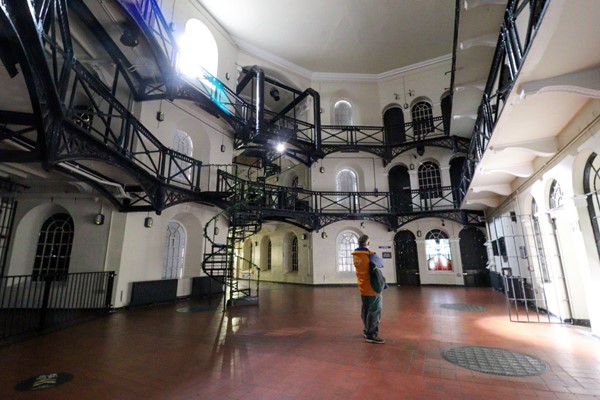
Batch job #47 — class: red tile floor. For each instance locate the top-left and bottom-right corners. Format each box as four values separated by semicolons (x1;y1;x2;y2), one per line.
2;284;600;399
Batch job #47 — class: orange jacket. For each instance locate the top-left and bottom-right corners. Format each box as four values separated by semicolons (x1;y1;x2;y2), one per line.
352;249;377;296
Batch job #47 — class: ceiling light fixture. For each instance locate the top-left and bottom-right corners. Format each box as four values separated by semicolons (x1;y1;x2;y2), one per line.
276;142;285;153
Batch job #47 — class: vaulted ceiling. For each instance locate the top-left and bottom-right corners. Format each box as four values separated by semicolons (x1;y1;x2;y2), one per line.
197;0;456;75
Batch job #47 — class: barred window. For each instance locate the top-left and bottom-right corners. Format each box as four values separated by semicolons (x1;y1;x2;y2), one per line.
163;221;186;279
33;213;74;281
171;130;193;183
412;100;434;137
418;162;442;200
262;237;272;271
425;229;452;271
336;169;358;210
531;199;551;282
585;153;600;258
334;100;353;126
290;235;299;272
337;231;358;272
549;180;563;209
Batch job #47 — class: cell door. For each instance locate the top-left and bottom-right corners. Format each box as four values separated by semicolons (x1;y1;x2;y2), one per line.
459;227;489;287
389;165;412;213
394;230;420;286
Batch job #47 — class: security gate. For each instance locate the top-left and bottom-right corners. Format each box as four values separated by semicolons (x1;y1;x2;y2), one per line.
489;212;570;324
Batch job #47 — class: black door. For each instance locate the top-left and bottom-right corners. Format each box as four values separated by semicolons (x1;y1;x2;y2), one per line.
395;230;420;286
389;165;412;213
459;227;490;287
383;107;406;145
449;156;465;208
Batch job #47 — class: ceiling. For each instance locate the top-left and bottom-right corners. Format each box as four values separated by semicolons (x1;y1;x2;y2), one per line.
196;0;456;75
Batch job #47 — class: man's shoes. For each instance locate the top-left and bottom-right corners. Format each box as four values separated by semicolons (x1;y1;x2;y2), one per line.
366;336;385;344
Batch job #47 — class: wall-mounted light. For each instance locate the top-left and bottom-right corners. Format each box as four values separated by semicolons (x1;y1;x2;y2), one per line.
120;27;139;47
270;87;280;101
94;212;105;226
321;232;328;239
416;230;422;237
214;226;219;236
319;166;325;173
225;72;230;81
301;233;307;240
156;111;165;122
409;163;415;170
94;204;105;225
144;213;153;228
441;219;445;227
360;222;365;229
220;144;226;152
393;93;400;100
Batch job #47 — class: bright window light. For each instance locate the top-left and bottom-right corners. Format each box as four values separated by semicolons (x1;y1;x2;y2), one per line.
177;19;218;80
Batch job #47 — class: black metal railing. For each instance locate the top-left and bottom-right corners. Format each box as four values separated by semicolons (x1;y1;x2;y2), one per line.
0;271;115;340
458;0;549;204
217;170;459;215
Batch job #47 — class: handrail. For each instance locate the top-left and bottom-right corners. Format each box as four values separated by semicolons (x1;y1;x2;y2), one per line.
217;170;460;215
458;0;549;204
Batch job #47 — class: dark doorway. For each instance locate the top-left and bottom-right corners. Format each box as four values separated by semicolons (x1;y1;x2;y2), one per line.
459;227;489;287
389;165;412;213
441;91;452;136
383;107;406;145
394;230;420;286
449;157;466;207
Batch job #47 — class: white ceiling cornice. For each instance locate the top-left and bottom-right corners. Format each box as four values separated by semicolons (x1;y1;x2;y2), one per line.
235;36;452;83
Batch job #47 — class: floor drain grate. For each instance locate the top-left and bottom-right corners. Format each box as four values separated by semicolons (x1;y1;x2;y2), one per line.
442;346;549;376
440;303;487;312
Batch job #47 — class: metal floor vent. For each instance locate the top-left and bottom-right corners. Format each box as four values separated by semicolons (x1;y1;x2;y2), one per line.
442;346;549;376
440;303;487;312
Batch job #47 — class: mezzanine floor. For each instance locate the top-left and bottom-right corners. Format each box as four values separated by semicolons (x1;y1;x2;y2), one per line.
1;283;600;400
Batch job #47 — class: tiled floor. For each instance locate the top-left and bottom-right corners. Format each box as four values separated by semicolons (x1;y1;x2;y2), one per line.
2;284;600;399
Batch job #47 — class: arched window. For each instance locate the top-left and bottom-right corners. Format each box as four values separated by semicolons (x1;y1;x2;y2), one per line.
531;199;551;282
261;237;272;271
242;239;253;270
337;231;358;272
288;235;299;272
178;19;218;79
33;213;74;281
585;153;600;258
163;221;186;279
336;169;358;210
412;100;434;138
172;130;193;183
549;179;563;209
418;162;442;204
334;100;353;126
425;229;452;271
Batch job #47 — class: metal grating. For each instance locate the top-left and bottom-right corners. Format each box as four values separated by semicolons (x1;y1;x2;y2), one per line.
442;346;549;376
440;303;487;312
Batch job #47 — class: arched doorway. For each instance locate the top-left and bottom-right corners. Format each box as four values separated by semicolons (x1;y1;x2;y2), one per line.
388;165;412;213
383;107;406;145
459;227;489;287
449;156;466;207
394;230;419;286
441;91;452;135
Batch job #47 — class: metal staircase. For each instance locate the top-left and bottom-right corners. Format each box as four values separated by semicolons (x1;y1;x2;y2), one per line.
202;205;262;308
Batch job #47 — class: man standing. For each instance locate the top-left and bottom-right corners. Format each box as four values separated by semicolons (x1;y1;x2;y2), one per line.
352;234;385;344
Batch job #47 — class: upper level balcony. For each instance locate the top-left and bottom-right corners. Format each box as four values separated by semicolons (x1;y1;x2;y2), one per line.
454;0;600;209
